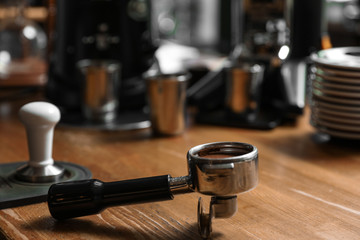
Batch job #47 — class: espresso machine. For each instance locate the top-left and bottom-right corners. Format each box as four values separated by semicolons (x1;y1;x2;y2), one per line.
186;0;327;129
46;0;326;129
46;0;156;126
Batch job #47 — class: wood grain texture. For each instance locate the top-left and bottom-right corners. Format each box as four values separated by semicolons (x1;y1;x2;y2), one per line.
0;95;360;239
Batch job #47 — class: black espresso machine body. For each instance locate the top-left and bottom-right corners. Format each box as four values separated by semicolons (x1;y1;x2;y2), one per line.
46;0;156;111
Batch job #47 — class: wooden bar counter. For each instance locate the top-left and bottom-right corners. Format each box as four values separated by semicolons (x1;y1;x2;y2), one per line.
0;93;360;239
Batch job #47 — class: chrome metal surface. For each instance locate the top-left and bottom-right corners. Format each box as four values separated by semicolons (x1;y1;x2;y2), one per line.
310;47;360;140
15;163;64;183
197;197;213;239
280;59;307;111
211;195;238;218
186;142;258;238
311;47;360;70
225;63;264;116
169;175;192;194
145;72;189;135
77;59;121;123
197;195;238;239
187;142;258;196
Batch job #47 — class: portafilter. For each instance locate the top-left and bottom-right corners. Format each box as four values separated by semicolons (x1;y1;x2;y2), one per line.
47;142;258;238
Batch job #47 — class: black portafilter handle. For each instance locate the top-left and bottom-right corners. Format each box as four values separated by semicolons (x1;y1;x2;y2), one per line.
48;175;173;220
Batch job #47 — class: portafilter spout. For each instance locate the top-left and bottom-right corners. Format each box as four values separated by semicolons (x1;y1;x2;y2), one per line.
47;142;258;238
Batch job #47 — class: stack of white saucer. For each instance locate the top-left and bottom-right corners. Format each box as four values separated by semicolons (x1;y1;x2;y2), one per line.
310;47;360;140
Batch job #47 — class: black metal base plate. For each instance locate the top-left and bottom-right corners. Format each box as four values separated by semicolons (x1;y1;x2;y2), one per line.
195;109;281;130
0;162;92;209
60;110;150;131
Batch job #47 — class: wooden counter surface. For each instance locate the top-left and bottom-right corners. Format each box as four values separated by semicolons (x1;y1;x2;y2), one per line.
0;94;360;239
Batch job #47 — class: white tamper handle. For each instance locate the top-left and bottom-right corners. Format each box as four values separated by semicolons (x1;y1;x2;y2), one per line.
16;101;65;183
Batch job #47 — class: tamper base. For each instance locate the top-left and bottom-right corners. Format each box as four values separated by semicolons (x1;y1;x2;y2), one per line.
15;163;65;183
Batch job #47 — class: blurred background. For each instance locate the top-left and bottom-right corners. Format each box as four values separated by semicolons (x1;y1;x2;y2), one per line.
0;0;359;129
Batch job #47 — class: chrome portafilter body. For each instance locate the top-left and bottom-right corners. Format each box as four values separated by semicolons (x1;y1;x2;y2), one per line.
48;142;258;238
187;142;258;195
186;142;258;238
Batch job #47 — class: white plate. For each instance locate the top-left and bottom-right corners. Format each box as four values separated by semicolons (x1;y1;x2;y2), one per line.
315;72;360;85
312;104;360;118
313;111;360;125
314;118;360;132
316;65;360;78
311;47;360;70
313;90;360;105
312;97;360;112
313;77;360;91
312;122;360;139
312;84;360;98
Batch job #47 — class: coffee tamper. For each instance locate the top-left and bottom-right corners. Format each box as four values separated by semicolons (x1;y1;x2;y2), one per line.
48;142;258;238
16;101;65;182
0;101;91;209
